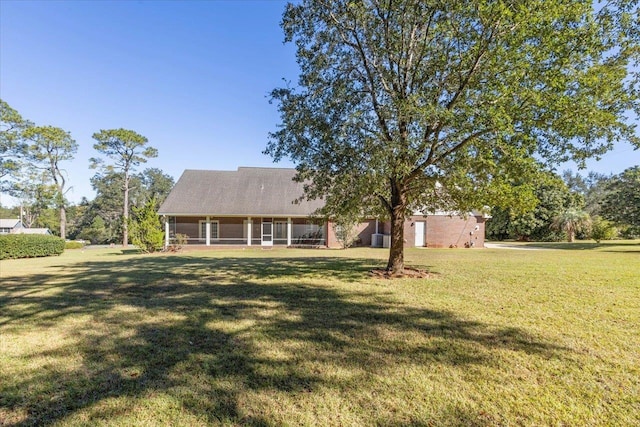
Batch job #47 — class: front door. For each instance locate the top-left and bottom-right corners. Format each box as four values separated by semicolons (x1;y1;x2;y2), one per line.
262;219;273;246
415;221;425;247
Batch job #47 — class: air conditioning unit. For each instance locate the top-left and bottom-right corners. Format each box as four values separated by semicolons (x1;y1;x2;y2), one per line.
371;233;384;248
382;234;391;248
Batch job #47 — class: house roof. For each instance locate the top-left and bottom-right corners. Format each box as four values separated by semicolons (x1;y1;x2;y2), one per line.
0;219;23;228
14;228;51;235
158;167;325;217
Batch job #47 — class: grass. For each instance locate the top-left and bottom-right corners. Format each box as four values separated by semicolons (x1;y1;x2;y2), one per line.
1;242;639;426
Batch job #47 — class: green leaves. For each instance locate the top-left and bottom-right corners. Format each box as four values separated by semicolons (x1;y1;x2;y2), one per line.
91;129;158;171
602;166;640;227
270;0;637;271
271;0;638;215
0;99;31;189
129;197;164;253
2;105;78;239
23;126;77;163
552;208;591;243
0;234;65;260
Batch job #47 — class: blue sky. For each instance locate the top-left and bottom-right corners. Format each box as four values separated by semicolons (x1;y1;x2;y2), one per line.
1;0;638;205
1;0;298;205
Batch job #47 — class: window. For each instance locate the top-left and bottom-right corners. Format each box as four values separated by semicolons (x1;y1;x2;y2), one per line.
168;216;176;238
306;221;320;235
199;220;219;240
211;221;219;240
274;220;287;239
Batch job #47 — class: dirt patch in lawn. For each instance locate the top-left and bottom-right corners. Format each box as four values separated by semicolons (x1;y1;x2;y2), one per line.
369;267;435;279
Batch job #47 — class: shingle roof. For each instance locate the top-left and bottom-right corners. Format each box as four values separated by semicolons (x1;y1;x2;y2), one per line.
158;167;325;217
13;228;51;235
0;219;22;228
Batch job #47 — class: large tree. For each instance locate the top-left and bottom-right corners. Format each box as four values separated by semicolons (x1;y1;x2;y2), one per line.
90;129;158;247
77;168;172;244
601;166;640;227
22;126;77;239
267;0;639;275
0;100;31;192
487;171;577;241
562;170;612;217
11;170;57;229
134;167;175;208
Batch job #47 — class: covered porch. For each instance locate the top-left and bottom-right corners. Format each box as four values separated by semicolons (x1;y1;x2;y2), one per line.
163;216;326;247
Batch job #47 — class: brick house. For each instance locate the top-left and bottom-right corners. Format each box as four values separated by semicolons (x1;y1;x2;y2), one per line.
158;167;488;249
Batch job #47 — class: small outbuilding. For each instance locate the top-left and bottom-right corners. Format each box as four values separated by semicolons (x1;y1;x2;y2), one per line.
0;218;25;234
1;219;52;235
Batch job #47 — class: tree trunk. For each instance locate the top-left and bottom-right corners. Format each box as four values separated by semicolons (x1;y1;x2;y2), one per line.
59;205;66;240
386;205;406;275
123;175;129;248
386;180;406;276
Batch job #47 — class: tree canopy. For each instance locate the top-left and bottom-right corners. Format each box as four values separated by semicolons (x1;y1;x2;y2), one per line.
487;171;578;241
0;99;31;192
267;0;639;274
602;166;640;227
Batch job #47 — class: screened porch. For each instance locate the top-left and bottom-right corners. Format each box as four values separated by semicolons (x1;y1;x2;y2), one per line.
163;216;326;247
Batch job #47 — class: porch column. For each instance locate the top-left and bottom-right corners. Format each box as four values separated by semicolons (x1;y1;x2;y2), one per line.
164;216;170;248
247;217;252;246
206;216;211;246
287;217;292;246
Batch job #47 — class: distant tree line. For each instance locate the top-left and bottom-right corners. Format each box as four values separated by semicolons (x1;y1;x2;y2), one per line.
3;98;637;246
487;166;640;242
0;99;173;246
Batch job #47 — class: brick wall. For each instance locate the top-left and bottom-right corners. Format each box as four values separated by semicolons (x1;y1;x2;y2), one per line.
326;219;379;248
174;215;486;248
420;215;486;248
378;215;486;248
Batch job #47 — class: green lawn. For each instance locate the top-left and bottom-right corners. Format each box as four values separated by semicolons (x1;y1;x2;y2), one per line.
1;243;639;426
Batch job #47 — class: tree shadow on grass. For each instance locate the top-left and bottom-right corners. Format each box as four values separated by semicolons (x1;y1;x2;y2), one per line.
518;241;640;252
1;254;570;426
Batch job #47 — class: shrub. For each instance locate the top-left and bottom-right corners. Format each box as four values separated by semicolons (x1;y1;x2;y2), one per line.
65;241;86;250
129;198;164;253
619;225;640;240
590;216;618;243
167;233;188;252
332;213;361;249
551;209;591;242
0;234;65;260
78;216;109;244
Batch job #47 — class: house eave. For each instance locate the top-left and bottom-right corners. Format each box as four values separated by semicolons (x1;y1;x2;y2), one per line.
158;212;321;218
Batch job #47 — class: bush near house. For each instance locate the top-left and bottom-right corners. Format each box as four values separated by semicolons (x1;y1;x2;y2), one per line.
0;234;65;260
590;216;618;243
129;198;164;253
64;241;86;250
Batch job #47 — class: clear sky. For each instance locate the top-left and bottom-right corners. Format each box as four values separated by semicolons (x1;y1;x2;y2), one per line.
1;0;638;206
